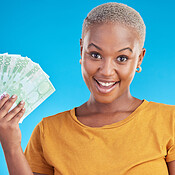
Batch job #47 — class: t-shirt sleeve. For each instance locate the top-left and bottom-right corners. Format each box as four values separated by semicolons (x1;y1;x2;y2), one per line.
165;108;175;162
166;144;175;162
24;120;54;175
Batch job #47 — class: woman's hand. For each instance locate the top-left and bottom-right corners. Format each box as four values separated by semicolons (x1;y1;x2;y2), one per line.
0;94;25;152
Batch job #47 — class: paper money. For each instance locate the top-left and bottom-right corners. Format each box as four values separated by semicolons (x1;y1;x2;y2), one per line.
0;53;55;123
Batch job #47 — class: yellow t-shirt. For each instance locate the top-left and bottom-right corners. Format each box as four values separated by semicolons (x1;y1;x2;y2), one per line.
24;99;175;175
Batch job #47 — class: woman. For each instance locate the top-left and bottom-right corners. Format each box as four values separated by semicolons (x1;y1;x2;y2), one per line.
0;2;175;175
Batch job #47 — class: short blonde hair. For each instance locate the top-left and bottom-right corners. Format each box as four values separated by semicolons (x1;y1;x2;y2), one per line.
82;2;146;47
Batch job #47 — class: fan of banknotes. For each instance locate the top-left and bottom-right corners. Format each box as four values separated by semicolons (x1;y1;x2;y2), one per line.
0;53;55;123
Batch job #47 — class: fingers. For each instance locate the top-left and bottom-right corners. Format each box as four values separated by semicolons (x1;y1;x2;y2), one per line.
0;93;10;109
5;100;25;122
11;107;26;124
0;94;18;118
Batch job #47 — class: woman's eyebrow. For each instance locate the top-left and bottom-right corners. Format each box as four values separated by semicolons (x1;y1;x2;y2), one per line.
88;43;133;53
118;47;133;53
88;43;102;50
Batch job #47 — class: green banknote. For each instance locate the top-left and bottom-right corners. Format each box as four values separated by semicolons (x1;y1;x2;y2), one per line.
0;53;55;123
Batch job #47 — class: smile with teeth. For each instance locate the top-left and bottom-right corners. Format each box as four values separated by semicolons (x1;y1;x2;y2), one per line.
94;78;120;94
97;81;116;87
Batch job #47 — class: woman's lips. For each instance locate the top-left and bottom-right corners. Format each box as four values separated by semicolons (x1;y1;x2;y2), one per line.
93;78;120;94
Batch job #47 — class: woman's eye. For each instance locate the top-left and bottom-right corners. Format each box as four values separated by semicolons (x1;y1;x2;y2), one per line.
117;56;128;62
90;52;102;59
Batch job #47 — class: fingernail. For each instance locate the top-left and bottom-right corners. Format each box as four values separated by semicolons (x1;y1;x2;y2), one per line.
0;93;8;100
4;93;9;97
20;100;24;104
11;94;17;99
0;95;4;100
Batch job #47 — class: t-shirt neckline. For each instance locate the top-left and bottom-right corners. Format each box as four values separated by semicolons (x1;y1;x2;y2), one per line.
70;99;149;129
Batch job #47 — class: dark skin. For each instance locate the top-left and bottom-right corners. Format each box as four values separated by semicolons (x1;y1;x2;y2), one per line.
76;23;146;127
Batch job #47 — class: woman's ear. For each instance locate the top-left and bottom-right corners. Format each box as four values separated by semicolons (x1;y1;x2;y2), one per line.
137;48;146;67
80;38;83;57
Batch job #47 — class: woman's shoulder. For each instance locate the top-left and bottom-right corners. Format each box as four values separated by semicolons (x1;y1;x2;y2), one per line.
146;100;175;113
40;108;75;126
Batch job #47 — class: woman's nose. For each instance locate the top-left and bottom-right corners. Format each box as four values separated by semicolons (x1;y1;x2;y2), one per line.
99;58;116;76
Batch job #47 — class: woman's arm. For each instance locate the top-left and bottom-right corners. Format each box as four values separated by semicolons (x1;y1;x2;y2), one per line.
167;160;175;175
0;94;33;175
3;145;34;175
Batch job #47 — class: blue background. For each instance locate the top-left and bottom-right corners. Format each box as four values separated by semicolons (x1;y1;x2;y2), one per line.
0;0;175;174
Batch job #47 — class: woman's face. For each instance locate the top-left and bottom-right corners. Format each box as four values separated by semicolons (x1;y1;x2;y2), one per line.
80;23;145;104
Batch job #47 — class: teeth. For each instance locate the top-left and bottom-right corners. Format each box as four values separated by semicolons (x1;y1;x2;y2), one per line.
98;81;116;87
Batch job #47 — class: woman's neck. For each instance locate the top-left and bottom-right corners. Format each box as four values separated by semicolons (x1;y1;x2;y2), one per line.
86;91;138;114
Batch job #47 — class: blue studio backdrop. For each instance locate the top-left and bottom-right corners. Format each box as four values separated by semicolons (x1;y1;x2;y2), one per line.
0;0;175;174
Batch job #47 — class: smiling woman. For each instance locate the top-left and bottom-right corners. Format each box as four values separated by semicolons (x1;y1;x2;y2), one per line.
79;22;145;104
1;2;175;175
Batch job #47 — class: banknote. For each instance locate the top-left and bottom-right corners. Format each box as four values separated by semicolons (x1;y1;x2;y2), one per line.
0;53;55;123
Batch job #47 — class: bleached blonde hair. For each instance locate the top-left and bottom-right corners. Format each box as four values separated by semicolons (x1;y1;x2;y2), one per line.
82;2;146;48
